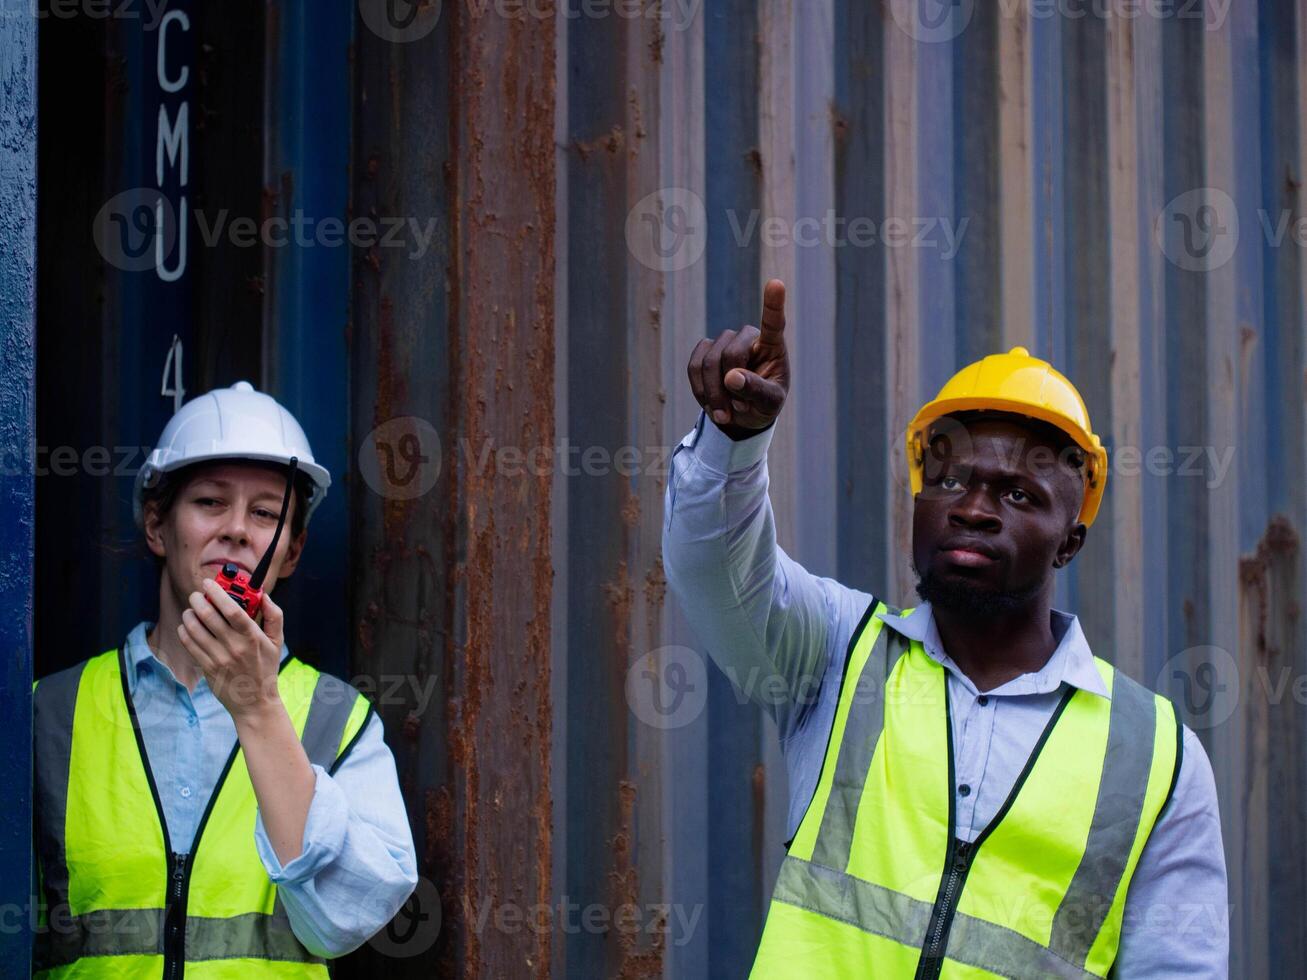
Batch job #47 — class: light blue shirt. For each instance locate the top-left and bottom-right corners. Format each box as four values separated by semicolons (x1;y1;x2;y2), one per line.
662;410;1229;979
123;621;418;959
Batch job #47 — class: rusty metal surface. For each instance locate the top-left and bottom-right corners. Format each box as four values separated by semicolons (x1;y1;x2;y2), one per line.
18;1;1307;977
350;1;556;976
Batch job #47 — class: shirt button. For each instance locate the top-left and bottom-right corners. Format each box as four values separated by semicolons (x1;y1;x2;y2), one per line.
958;783;971;797
977;695;989;706
187;716;197;728
179;786;192;798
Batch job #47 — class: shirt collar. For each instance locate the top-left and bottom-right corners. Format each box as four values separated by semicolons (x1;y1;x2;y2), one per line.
123;620;292;694
874;600;1110;699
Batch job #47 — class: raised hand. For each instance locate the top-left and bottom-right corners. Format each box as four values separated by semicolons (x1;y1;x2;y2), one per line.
687;278;791;441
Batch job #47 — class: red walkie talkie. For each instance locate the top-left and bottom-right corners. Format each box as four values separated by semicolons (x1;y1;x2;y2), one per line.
212;457;298;621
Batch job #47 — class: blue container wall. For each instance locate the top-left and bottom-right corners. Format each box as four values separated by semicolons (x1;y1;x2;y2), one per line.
0;8;36;975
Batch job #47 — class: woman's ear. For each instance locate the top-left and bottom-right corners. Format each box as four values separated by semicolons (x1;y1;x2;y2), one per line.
274;529;308;581
142;499;168;560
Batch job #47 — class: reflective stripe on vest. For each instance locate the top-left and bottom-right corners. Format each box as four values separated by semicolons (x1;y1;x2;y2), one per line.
751;600;1181;979
33;648;374;978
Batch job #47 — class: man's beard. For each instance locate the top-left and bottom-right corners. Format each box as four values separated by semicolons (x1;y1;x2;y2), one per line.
913;566;1043;620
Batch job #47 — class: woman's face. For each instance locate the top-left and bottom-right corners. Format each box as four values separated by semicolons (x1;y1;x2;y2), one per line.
144;461;306;611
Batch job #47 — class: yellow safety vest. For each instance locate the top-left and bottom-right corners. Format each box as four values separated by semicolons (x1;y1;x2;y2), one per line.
751;600;1182;979
33;647;374;978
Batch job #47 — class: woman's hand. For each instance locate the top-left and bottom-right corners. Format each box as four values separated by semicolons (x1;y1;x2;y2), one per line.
178;579;285;720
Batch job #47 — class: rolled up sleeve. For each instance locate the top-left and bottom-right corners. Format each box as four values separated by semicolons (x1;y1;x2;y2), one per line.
254;713;418;959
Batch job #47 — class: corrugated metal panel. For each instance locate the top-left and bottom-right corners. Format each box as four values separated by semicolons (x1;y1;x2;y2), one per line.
14;1;1307;976
556;2;1306;976
0;8;36;973
262;0;354;679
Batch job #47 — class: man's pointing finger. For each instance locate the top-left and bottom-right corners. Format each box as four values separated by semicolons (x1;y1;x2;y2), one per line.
757;278;787;351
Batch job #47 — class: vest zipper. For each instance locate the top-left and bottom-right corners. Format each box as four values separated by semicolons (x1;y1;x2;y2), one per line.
910;684;1075;977
914;837;975;980
117;646;295;976
164;850;188;979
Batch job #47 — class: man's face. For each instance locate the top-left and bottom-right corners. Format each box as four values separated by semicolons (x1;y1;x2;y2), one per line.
144;462;305;610
911;416;1086;616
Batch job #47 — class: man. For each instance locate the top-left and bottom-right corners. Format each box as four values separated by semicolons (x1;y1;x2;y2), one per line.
663;280;1228;977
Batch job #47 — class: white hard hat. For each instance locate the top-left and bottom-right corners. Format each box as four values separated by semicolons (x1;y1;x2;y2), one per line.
134;381;331;530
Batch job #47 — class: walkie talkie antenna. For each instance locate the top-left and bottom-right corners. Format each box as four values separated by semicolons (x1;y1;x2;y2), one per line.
248;457;297;591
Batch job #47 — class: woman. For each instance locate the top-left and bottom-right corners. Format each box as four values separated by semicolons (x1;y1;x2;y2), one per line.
33;382;418;977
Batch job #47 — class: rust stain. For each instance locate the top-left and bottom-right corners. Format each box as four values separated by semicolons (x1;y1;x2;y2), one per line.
744;146;763;178
1239;515;1300;664
830;102;849;145
445;0;558;973
628;86;647;156
621;486;640;527
603;560;634;658
648;20;665;64
608;780;666;979
643;558;666;644
571;126;625;162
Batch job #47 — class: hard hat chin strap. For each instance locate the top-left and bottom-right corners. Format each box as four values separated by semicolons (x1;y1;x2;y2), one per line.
247;457;297;592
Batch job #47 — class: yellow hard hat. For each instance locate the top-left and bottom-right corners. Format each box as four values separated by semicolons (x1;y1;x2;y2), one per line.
904;346;1108;526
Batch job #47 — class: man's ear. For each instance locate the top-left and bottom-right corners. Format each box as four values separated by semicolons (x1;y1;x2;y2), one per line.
1052;523;1087;569
142;500;168;560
